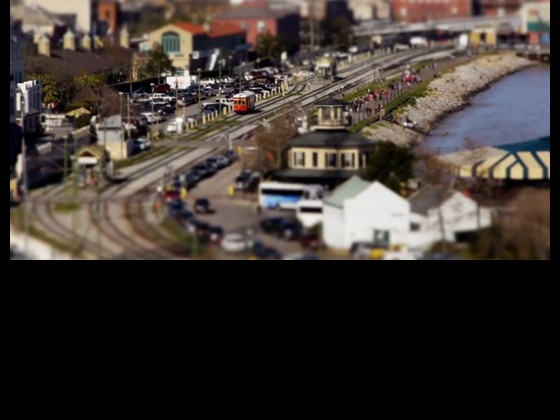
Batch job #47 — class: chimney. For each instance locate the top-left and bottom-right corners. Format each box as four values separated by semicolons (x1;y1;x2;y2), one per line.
38;35;51;56
82;34;92;50
63;29;76;50
120;26;130;49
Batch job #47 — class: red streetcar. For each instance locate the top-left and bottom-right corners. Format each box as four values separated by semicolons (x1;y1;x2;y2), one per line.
233;91;256;114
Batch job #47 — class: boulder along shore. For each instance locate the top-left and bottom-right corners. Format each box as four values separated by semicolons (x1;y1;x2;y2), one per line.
361;53;538;147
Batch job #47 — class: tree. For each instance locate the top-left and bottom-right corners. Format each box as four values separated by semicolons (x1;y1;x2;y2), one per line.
146;43;173;78
321;16;352;49
74;73;106;115
364;141;415;194
29;72;76;108
255;33;296;59
251;105;298;172
476;188;550;260
255;33;279;59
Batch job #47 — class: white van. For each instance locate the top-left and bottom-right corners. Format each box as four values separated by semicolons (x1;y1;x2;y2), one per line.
296;199;323;228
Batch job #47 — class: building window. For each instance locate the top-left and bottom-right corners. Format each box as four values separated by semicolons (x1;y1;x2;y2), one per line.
162;32;180;54
294;151;305;167
257;20;266;33
401;7;407;18
325;153;337;168
312;152;318;168
240;21;248;29
341;153;354;169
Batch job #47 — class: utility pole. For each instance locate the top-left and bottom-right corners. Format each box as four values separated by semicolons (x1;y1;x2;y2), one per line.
119;92;124;159
239;62;243;93
150;83;155;140
19;90;29;254
63;134;68;192
72;133;79;250
127;94;131;139
197;68;202;123
218;60;222;100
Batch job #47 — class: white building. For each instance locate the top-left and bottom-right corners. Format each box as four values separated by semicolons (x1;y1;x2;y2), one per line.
322;176;411;249
408;185;494;249
24;0;92;33
348;0;391;21
10;26;25;185
16;80;42;135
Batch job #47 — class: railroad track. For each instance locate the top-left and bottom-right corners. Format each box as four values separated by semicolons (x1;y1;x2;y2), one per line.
26;47;454;259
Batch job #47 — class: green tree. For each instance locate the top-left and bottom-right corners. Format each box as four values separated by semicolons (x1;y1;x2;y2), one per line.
321;16;352;49
255;33;296;59
255;33;279;59
74;73;106;115
29;72;76;107
146;43;174;77
364;141;415;194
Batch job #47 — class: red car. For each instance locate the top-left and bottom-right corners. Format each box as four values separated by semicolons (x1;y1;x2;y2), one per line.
162;189;180;202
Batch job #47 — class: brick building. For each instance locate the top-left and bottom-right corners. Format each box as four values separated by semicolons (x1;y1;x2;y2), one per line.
213;1;300;50
391;0;472;23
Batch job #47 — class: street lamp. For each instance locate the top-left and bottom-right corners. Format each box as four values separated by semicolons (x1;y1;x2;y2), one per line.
150;83;155;140
119;92;125;159
228;55;232;76
197;68;202;123
218;59;225;100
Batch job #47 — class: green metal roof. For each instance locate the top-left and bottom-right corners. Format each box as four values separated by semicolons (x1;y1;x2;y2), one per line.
324;176;371;208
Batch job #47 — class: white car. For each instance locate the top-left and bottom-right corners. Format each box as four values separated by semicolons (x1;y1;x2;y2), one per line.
221;233;250;253
137;137;152;150
166;122;178;133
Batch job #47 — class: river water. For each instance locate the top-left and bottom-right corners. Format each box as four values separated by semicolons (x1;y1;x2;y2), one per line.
426;66;550;153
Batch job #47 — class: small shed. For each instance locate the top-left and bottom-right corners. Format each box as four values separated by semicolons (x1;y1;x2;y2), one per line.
75;144;111;187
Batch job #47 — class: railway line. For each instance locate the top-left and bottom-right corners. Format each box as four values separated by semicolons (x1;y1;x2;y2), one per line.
25;47;454;259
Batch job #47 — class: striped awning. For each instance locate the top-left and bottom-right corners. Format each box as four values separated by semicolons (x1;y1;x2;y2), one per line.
440;137;550;181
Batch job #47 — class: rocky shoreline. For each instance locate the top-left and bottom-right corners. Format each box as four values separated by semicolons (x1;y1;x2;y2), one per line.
361;53;538;147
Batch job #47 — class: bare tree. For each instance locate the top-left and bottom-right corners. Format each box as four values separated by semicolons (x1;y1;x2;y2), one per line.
498;189;550;260
252;105;298;172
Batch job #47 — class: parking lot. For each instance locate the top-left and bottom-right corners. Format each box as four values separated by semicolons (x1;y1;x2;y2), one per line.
181;159;309;259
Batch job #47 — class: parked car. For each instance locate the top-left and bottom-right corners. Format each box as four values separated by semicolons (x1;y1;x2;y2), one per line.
193;164;209;179
252;240;282;260
133;138;147;152
167;199;185;218
260;217;286;235
222;233;250;253
162;189;181;202
234;169;255;190
277;219;302;240
300;232;321;250
194;198;214;214
205;157;221;171
208;225;225;244
224;150;238;162
283;253;320;260
136;137;152;150
186;219;210;243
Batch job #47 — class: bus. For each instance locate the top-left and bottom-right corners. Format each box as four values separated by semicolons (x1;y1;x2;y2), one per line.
258;182;324;210
233;91;256;114
296;200;323;228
